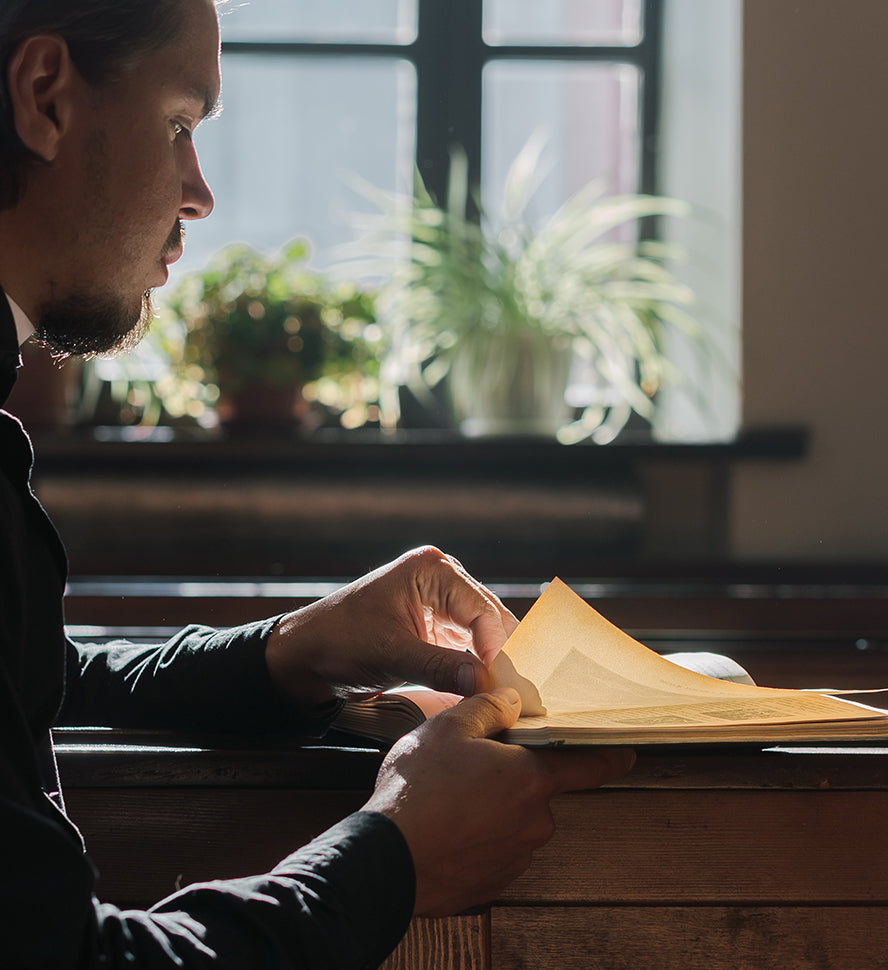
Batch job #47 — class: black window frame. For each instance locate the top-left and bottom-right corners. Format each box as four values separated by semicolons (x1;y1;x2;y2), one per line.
220;0;663;209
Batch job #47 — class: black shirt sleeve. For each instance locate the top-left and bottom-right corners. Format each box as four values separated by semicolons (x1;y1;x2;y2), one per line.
59;617;342;735
138;811;415;969
47;625;416;968
1;771;414;970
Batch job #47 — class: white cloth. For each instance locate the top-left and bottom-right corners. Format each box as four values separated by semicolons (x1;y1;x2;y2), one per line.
6;294;34;346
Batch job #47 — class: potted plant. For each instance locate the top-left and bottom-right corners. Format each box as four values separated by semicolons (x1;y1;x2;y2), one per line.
341;134;700;443
156;239;381;432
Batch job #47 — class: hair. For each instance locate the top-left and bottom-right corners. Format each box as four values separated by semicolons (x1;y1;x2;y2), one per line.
0;0;188;210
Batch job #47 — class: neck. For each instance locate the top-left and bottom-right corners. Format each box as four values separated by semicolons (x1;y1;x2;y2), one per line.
0;201;50;328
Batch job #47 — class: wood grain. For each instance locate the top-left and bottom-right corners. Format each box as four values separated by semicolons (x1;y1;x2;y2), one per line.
491;906;888;970
500;789;888;904
382;915;489;970
66;786;888;909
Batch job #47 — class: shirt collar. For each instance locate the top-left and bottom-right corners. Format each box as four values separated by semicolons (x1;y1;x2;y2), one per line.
6;295;35;346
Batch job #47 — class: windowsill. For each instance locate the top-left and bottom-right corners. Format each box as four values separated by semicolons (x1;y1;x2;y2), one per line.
27;425;808;576
29;424;808;475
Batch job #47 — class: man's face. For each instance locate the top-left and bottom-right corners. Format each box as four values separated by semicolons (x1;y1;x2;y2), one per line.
35;0;221;357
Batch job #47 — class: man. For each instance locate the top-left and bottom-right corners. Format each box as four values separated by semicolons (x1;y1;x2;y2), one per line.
0;1;635;966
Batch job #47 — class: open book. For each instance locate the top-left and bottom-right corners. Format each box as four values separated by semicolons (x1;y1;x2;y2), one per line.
333;578;888;747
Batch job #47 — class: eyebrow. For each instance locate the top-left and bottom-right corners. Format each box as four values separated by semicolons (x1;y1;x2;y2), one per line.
185;84;222;123
199;87;222;121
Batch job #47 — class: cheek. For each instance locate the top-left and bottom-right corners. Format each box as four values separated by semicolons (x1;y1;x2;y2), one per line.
122;156;184;242
118;124;181;197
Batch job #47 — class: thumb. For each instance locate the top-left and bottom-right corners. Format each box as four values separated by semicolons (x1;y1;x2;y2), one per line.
432;688;522;740
390;635;493;697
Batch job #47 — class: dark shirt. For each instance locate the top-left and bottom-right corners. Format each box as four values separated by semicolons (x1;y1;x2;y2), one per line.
0;299;414;968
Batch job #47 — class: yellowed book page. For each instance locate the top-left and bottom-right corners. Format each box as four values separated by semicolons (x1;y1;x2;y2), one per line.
491;578;885;728
512;692;877;731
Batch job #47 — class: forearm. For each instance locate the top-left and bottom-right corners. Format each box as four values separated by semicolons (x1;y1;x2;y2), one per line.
83;813;413;969
59;619;341;734
140;812;415;970
4;784;412;970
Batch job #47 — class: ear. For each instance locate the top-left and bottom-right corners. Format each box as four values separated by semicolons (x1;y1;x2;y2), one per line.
6;34;78;164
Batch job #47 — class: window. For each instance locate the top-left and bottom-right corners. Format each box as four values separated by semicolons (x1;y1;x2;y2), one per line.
166;0;741;443
176;0;661;275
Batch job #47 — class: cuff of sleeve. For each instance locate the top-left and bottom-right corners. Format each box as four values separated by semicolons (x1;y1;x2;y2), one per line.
273;810;415;968
245;614;346;735
180;615;345;735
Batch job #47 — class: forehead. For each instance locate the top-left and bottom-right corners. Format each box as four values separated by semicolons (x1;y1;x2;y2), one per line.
142;0;221;115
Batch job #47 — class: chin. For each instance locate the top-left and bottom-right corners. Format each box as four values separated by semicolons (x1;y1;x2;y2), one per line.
35;290;153;359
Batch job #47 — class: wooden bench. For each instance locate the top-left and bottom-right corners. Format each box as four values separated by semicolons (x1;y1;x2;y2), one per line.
56;731;888;970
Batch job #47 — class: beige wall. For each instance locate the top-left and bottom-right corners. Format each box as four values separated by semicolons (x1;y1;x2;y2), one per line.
732;0;888;560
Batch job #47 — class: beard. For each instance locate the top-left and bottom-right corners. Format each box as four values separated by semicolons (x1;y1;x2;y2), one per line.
33;221;184;359
34;289;154;359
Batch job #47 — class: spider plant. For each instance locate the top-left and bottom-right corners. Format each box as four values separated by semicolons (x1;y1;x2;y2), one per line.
339;133;700;443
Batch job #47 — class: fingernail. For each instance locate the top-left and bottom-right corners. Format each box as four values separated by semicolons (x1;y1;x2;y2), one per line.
457;663;476;696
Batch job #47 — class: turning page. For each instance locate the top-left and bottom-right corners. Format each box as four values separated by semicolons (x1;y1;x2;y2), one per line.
490;578;888;745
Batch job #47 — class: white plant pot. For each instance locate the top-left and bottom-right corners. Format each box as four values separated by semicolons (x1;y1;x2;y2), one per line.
448;331;574;437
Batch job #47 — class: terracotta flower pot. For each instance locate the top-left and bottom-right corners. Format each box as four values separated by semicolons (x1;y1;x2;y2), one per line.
216;383;309;432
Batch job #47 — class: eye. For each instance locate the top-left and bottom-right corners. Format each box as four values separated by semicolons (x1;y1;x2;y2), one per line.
172;121;194;142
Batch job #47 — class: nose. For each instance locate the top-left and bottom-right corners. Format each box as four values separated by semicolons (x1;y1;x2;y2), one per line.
180;147;214;221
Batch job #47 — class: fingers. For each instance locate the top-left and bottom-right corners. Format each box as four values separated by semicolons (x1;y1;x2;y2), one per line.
407;546;518;663
367;685;630;918
427;688;522;737
391;635;493;696
408;546;519;665
539;747;637;794
427;691;634;791
468;606;519;667
377;546;520;693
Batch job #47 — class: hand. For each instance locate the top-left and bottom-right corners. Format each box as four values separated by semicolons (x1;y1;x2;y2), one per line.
265;546;518;708
363;688;636;916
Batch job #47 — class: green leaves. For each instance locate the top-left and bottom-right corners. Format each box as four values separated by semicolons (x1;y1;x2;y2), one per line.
340;136;700;441
152;239;382;428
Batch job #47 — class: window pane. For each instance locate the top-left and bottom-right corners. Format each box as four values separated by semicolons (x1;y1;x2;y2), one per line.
483;0;642;47
220;0;417;45
482;61;640;223
173;56;416;278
